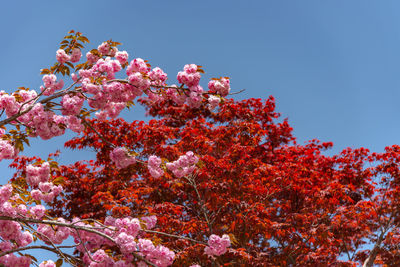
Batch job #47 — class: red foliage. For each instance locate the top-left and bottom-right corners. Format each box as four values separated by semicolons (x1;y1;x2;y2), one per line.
10;97;400;266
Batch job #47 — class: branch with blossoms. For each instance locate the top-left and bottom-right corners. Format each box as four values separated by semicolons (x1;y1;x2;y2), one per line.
0;30;235;266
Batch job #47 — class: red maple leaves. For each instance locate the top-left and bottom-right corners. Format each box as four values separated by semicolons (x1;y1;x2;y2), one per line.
10;96;400;266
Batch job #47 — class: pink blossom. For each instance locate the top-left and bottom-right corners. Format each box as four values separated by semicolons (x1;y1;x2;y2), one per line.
30;205;46;219
98;42;110;56
17;204;27;215
26;162;50;186
0;254;31;267
128;72;150;90
141;215;157;229
0;140;17;161
56;49;70;64
39;260;56;267
66;116;84;133
86;52;100;64
17;231;33;247
110;147;136;169
204;234;231;256
41;74;63;96
127;58;148;74
115;232;137;253
116;51;129;64
137;241;175;267
19;90;37;102
71;73;78;81
61;94;84;115
37;218;70;244
148;155;164;178
0;220;22;240
0;184;13;204
166;151;198;178
177;64;201;87
149;67;168;84
115;217;141;237
0;201;17;216
31;182;62;202
208;77;230;97
0;93;19;117
207;95;221;110
84;249;115;267
70;48;82;63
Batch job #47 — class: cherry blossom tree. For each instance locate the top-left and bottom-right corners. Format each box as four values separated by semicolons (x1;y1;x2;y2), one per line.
0;31;233;267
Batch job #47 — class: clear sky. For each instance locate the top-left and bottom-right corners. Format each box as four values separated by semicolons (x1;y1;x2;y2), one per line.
1;0;400;264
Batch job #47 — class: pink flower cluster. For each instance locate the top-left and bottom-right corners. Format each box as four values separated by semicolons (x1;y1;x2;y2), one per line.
83;249;115;267
208;77;230;97
98;42;117;57
186;85;204;109
0;184;49;266
81;216;175;267
56;48;82;64
177;64;201;87
141;215;157;229
137;238;175;267
26;162;62;203
20;104;66;139
143;63;212;109
126;58;151;92
61;94;84;115
0;184;12;204
37;218;70;244
115;51;129;65
25;162;50;186
0;140;17;161
39;260;56;267
166;151;199;178
148;155;164;178
31;182;63;202
0;219;29;243
30;205;46;219
110;147;136;169
149;67;168;86
204;234;231;257
163;85;184;105
78;54;153;120
207;95;221;111
0;253;31;267
41;74;64;96
86;51;99;64
70;48;82;63
0;91;20;117
0;88;85;144
56;49;70;64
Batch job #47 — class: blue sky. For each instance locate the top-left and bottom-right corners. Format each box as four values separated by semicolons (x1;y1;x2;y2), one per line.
1;0;400;264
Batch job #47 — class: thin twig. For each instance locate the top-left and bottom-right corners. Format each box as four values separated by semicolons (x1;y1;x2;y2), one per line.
144;229;207;245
